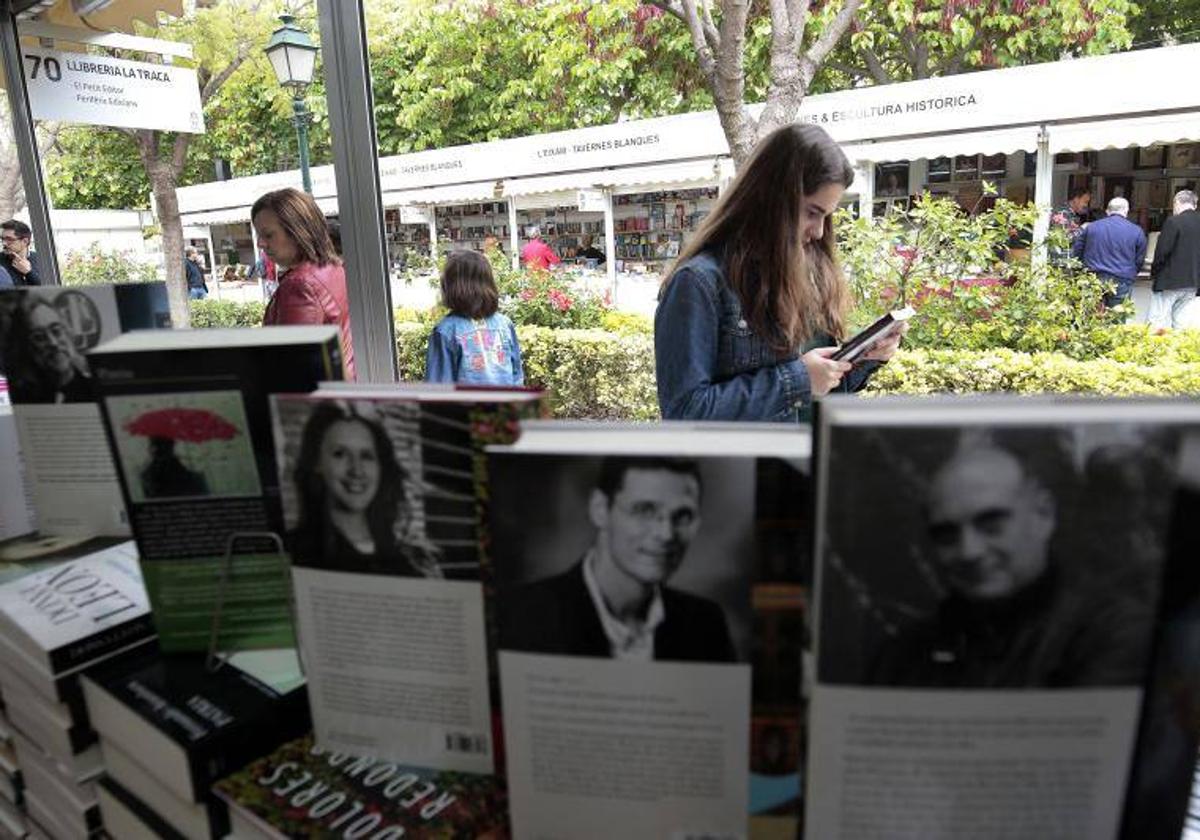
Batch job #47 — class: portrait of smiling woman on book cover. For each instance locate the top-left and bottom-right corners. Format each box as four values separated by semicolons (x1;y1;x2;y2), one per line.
275;398;442;578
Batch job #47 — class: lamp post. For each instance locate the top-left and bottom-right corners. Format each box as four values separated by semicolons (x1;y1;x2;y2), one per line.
265;13;319;194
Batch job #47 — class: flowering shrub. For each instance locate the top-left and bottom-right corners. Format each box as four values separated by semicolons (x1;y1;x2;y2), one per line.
495;262;611;329
60;244;160;286
837;193;1125;359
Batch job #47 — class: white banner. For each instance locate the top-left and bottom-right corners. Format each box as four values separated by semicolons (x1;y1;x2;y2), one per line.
23;47;205;134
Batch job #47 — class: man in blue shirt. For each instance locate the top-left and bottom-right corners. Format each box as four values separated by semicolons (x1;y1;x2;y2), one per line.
1071;196;1147;311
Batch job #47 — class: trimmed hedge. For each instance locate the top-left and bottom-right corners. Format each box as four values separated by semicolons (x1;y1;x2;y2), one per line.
397;323;1200;420
397;323;657;420
190;299;265;328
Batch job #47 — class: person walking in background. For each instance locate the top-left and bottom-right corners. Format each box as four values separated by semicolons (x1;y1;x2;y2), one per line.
253;188;355;379
1072;196;1148;311
425;249;523;386
654;124;901;423
184;247;208;300
520;225;560;272
0;220;41;286
1149;190;1200;331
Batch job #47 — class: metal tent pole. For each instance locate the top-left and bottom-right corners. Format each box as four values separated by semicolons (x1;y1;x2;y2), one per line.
0;8;60;285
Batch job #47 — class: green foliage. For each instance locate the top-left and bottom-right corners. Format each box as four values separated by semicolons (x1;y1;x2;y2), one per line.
838;195;1126;360
189;299;266;328
599;309;653;334
59;245;159;286
396;321;657;420
497;269;611;329
47;128;152;210
1128;0;1200;48
813;0;1135;87
369;0;712;154
867;349;1200;397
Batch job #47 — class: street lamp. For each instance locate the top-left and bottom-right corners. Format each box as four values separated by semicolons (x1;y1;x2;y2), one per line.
265;13;319;194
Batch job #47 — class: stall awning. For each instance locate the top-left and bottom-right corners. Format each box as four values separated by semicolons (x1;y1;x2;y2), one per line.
180;207;253;227
1047;112;1200;153
383;180;500;206
504;172;606;197
843;126;1039;163
605;158;722;193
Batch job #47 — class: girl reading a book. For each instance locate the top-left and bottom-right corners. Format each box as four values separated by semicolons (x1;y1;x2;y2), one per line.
290;401;440;577
654;124;904;422
425;249;524;387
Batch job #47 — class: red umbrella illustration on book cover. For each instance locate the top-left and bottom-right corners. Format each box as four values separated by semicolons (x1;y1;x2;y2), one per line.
124;406;240;500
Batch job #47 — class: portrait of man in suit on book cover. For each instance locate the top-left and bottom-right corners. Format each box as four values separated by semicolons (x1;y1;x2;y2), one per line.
495;456;750;663
819;426;1171;690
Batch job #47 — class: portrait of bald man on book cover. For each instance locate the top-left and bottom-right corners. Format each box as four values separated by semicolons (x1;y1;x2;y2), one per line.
491;455;754;664
818;425;1177;690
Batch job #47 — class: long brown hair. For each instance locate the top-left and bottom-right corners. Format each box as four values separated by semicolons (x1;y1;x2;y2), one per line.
663;124;854;351
251;188;340;267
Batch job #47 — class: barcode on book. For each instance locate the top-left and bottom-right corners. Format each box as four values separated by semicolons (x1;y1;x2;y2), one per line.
443;732;488;754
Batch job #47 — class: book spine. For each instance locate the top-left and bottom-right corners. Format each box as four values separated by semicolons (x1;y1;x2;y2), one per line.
47;614;156;674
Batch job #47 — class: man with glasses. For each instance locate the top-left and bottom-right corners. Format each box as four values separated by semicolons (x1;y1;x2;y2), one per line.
4;296;90;403
499;457;736;662
1;220;42;286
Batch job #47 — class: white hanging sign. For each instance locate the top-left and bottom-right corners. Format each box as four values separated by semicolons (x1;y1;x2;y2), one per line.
576;188;606;212
398;205;431;225
22;47;206;134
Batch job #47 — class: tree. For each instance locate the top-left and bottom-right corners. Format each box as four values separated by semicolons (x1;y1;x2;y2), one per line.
1128;0;1200;48
820;0;1135;87
647;0;864;167
119;0;288;326
0;94;59;221
368;0;714;154
46;126;151;210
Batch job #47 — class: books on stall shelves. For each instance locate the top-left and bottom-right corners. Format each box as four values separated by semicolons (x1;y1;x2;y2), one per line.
269;383;544;771
487;421;811;840
806;395;1200;840
212;734;509;840
87;326;344;652
81;648;308;839
0;283;171;537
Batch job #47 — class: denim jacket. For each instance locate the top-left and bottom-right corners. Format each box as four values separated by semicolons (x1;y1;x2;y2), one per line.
655;249;879;422
426;312;524;386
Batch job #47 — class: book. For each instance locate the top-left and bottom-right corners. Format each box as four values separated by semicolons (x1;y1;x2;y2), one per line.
270;386;544;771
96;775;186;840
0;406;34;541
87;326;344;652
211;734;509;839
0;283;171;537
80;649;309;807
488;421;810;839
830;306;915;362
12;729;100;838
806;395;1200;839
0;541;153;684
97;739;227;839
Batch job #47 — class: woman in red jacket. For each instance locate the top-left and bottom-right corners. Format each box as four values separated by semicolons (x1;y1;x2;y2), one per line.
252;188;356;379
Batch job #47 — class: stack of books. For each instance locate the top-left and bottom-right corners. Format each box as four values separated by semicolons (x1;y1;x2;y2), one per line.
0;542;155;838
82;648;309;839
0;713;24;838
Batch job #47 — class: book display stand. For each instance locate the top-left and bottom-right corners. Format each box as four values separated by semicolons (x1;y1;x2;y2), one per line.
205;531;296;675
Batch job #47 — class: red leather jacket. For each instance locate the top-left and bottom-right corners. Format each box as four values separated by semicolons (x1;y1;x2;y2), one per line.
263;261;356;379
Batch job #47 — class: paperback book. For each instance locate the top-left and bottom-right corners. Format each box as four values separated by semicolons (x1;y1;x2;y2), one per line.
270;386;543;771
88;326;343;652
487;422;811;839
806;395;1200;840
212;734;509;839
0;283;171;536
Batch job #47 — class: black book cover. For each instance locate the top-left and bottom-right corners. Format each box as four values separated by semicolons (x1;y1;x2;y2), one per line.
89;652;310;803
88;330;342;651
